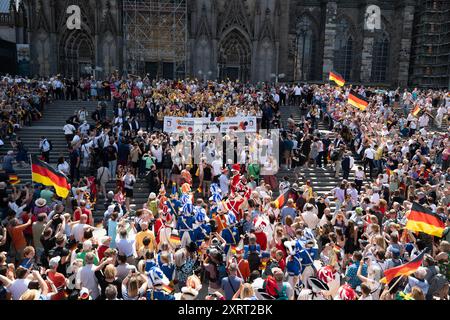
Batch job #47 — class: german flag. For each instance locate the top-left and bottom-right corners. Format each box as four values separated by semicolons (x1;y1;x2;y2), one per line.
329;71;345;87
412;105;421;117
273;189;298;209
161;284;175;294
169;234;181;246
348;90;369;111
31;156;70;199
380;249;426;284
8;174;20;185
405;202;446;237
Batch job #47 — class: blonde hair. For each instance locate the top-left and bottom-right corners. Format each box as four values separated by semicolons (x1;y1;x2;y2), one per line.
373;234;386;249
20;289;40;300
411;286;425;300
240;283;255;299
104;264;116;279
127;276;139;298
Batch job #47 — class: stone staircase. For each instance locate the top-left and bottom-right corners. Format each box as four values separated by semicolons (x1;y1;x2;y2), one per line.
275;105;351;211
3;100;446;221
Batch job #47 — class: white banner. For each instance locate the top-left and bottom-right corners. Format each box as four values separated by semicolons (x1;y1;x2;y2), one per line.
163;117;257;133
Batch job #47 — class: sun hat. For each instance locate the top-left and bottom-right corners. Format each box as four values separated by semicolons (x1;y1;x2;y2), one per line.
35;198;47;208
149;192;157;199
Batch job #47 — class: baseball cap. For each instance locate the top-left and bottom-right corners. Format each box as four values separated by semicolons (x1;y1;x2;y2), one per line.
79;287;91;300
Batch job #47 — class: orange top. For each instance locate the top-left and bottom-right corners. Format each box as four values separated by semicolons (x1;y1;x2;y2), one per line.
237;259;251;281
214;215;227;234
8;220;31;251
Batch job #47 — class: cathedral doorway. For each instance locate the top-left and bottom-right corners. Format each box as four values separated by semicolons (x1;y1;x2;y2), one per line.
218;29;251;82
59;30;95;79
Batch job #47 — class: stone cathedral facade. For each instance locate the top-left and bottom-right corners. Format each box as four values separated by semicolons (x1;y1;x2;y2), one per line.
188;0;417;86
2;0;449;88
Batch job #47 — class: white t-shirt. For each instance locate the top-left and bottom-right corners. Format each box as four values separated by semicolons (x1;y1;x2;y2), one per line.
301;211;320;229
364;148;375;160
76;264;100;299
219;174;229;195
212;159;223;176
9;278;31;300
71;223;88;242
63;124;76;135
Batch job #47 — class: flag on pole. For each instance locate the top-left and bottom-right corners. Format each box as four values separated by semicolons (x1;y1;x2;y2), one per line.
8;174;20;185
405;202;446;237
412;105;421;117
329;71;345;87
380;249;427;284
31;156;70;198
273;189;299;209
348;90;369;111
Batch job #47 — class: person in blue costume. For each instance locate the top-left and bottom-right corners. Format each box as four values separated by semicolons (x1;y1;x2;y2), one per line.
284;239;303;290
208;183;222;218
298;240;319;287
193;206;212;247
166;192;182;218
146;266;175;300
177;198;195;245
144;251;158;272
220;211;240;254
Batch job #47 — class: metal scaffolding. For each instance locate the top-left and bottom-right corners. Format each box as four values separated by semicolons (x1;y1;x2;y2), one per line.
409;0;450;89
122;0;187;79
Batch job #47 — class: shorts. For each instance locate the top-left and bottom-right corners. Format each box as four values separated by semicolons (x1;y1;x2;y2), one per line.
132;161;139;169
125;188;134;198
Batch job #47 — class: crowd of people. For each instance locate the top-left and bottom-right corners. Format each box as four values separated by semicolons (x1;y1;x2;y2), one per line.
0;73;449;300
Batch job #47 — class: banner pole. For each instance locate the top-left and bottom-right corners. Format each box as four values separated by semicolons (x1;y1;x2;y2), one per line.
29;154;34;189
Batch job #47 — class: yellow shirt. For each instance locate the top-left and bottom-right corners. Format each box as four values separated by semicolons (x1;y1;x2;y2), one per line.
375;146;384;161
135;230;156;253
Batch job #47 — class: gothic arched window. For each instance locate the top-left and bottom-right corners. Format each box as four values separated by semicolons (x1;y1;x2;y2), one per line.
334;18;353;80
295;16;317;81
371;32;390;82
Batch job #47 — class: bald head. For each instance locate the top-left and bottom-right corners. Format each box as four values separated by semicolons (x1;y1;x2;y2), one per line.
80;214;88;224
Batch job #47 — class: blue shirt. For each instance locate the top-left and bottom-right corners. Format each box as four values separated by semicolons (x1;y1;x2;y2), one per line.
221;275;243;300
345;262;368;289
146;289;175;300
280;207;296;224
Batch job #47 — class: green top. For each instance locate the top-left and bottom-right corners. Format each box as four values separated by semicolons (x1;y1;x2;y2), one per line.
40;189;54;205
247;163;260;179
76;252;99;266
143;155;155;169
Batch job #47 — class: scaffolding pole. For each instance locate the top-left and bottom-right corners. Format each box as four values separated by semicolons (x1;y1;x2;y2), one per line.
122;0;187;79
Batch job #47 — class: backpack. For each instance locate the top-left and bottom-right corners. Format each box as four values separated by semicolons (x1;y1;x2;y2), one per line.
248;251;261;273
208;262;227;284
330;150;339;161
47;139;53;151
216;263;228;283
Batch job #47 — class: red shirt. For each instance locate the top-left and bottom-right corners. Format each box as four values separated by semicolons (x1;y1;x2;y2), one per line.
73;207;92;225
97;245;109;261
47;271;67;300
278;258;286;271
254;232;267;251
154;218;163;244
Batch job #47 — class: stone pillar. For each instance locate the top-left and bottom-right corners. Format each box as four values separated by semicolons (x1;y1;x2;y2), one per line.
397;1;415;87
321;0;337;81
360;34;374;82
